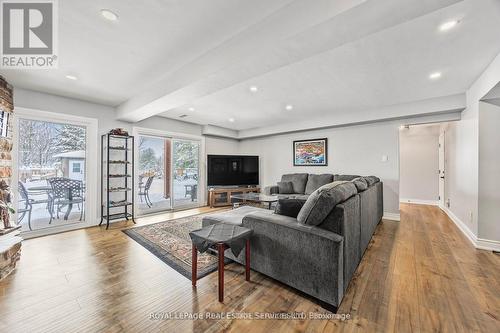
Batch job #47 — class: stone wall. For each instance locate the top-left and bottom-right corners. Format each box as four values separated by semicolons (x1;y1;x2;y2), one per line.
0;75;21;281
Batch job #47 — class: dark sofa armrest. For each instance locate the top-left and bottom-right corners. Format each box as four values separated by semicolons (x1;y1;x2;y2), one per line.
242;211;344;306
263;185;279;195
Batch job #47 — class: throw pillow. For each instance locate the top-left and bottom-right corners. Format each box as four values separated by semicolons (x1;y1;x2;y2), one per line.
334;174;361;181
277;181;294;194
352;177;368;191
297;181;357;226
364;176;380;187
274;198;307;218
281;173;309;194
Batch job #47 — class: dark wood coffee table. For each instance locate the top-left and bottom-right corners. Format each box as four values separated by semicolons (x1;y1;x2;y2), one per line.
189;223;253;302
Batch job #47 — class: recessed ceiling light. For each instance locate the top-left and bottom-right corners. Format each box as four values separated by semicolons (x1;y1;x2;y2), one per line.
65;75;77;80
429;72;442;80
228;118;235;122
439;20;459;32
249;86;258;92
285;104;293;111
188;107;195;112
100;9;118;21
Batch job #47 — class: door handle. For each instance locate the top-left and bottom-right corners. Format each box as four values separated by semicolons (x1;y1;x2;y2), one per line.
440;176;445;179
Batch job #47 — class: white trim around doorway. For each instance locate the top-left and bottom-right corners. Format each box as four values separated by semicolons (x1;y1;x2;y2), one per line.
132;127;206;216
13;107;99;239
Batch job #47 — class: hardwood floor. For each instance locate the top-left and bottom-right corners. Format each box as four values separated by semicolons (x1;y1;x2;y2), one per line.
0;204;499;332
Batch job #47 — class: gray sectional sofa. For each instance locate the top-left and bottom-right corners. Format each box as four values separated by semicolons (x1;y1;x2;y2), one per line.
202;173;383;309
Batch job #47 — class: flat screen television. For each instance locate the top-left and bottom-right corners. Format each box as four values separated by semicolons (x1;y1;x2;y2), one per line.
207;155;259;186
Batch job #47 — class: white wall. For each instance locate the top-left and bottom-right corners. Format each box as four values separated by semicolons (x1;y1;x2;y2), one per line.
443;51;500;249
13;88;238;154
478;101;500;242
399;125;440;203
238;121;401;215
205;136;240;155
12;88;239;223
448;52;500;235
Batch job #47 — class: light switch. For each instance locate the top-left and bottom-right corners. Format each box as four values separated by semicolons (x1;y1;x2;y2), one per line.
381;155;388;162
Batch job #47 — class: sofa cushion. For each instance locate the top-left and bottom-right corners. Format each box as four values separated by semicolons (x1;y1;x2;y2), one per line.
352;177;368;192
281;173;309;194
305;174;334;195
334;174;361;181
297;181;357;226
274;198;307;218
277;181;294;194
202;206;272;227
364;176;380;187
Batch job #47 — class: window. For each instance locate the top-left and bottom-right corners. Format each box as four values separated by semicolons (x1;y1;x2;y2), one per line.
72;162;81;173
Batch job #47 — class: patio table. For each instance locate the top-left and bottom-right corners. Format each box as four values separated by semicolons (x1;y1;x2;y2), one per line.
29;182;85;220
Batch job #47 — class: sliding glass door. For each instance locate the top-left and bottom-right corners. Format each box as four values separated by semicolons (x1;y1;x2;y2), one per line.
137;135;171;214
172;139;200;208
137;134;200;215
17;118;87;232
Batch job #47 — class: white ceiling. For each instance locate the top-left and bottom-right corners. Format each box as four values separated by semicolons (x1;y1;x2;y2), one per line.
3;0;293;105
4;0;500;132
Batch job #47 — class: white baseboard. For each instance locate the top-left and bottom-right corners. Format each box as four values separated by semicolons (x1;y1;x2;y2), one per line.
476;238;500;252
383;212;400;221
442;207;500;252
442;207;477;246
400;198;439;206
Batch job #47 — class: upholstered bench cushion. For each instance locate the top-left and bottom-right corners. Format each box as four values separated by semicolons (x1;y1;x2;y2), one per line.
201;206;272;227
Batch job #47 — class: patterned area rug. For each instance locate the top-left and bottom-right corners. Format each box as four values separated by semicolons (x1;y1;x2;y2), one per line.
123;213;231;280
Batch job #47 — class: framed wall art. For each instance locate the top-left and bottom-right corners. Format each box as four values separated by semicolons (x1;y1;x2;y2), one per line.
293;138;328;166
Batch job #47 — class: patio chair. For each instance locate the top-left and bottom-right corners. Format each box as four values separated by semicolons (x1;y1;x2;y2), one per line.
184;184;198;201
138;176;154;208
48;178;85;221
17;181;54;230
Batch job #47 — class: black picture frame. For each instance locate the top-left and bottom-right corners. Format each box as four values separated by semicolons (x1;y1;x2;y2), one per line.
293;138;328;166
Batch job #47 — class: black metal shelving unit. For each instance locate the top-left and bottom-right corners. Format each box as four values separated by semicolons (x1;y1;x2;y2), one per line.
100;134;135;229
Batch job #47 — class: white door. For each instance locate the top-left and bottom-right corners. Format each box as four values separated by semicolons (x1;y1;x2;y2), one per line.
438;133;445;208
69;160;84;181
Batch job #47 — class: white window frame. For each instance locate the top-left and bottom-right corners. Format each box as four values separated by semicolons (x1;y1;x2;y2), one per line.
132;126;206;216
13;107;99;239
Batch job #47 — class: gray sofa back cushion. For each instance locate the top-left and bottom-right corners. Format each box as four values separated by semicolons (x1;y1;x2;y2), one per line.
334;174;361;181
274;198;307;218
281;173;309;194
364;176;380;187
277;181;294;194
352;177;368;192
297;181;358;226
305;174;334;195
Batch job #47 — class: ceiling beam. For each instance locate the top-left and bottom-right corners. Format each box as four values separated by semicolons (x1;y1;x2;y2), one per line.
116;0;463;122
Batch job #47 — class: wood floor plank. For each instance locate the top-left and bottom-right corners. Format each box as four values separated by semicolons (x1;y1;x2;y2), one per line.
0;204;499;332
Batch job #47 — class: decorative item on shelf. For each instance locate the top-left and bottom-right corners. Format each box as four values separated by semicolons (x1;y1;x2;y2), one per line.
109;128;129;136
0;111;12;138
100;133;135;229
0;180;15;229
293;138;328;166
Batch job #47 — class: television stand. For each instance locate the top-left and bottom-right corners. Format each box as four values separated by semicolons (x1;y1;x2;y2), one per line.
208;186;260;208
